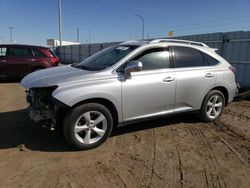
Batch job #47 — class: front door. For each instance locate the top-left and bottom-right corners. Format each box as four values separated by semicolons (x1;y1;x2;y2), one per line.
0;46;9;77
121;48;176;122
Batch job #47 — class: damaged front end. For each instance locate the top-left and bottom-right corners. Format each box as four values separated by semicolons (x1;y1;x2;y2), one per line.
26;86;67;130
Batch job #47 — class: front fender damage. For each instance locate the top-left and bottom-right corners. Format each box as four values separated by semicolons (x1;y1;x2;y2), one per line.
26;86;68;130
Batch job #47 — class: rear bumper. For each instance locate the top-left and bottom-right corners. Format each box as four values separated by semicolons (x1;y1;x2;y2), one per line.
228;83;238;103
236;82;240;90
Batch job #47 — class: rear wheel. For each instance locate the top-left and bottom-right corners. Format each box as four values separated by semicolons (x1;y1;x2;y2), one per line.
200;90;225;122
63;103;113;150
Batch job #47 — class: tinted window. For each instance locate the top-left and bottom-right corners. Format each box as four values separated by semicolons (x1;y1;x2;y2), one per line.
33;49;46;57
135;48;170;70
202;52;219;66
9;47;33;57
173;46;204;68
49;49;57;57
0;47;7;57
76;45;138;71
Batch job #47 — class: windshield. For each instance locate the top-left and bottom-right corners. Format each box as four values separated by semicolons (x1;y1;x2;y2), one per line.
74;45;138;71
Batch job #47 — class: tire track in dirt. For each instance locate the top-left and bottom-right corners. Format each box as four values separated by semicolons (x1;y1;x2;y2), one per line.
148;129;156;187
191;119;250;188
212;120;250;163
99;127;170;187
188;126;227;188
125;129;157;187
215;118;249;141
96;161;127;188
176;149;184;188
168;126;185;188
88;130;152;187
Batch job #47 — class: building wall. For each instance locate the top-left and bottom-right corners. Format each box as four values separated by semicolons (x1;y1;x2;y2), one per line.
47;39;80;48
56;31;250;88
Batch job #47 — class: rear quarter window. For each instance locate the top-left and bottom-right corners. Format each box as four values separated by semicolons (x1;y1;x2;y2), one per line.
172;46;205;68
39;48;57;58
202;52;219;66
49;49;57;57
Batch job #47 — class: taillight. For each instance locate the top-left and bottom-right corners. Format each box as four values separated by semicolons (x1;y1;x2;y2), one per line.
51;57;59;64
229;66;236;74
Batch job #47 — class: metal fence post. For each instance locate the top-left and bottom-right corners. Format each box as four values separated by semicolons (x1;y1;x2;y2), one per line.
71;45;73;63
79;45;81;62
63;46;65;63
221;33;225;57
88;44;91;57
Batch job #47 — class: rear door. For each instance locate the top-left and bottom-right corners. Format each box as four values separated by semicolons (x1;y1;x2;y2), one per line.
171;46;216;111
8;47;34;76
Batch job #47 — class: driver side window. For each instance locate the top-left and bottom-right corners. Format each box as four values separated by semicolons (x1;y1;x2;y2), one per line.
134;48;171;71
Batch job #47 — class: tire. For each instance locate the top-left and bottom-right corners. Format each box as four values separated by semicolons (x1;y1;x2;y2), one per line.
200;90;225;122
63;103;113;150
32;68;43;72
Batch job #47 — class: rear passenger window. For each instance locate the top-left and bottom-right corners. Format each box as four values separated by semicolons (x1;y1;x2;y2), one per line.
172;46;205;68
49;49;57;57
134;48;171;70
202;52;219;66
0;47;7;57
33;49;46;57
10;47;33;57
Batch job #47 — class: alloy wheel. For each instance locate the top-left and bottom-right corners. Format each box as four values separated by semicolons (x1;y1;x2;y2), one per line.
206;95;223;119
74;111;107;144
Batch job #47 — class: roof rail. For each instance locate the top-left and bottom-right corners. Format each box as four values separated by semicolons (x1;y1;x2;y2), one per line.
149;39;209;47
120;40;140;44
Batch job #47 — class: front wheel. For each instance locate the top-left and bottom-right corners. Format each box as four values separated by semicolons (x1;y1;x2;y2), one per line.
63;103;113;150
200;90;225;122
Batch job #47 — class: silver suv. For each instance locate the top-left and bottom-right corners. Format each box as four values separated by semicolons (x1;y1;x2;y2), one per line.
21;39;237;150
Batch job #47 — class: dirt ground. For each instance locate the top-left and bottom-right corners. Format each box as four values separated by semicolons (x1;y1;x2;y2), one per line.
0;82;249;188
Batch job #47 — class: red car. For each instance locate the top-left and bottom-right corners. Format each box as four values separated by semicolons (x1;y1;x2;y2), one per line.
0;44;59;77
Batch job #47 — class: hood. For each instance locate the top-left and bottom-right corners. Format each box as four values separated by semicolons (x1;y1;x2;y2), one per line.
21;65;103;88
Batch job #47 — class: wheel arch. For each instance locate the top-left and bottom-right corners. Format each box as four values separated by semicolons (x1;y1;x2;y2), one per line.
211;86;229;106
71;98;119;127
202;86;229;107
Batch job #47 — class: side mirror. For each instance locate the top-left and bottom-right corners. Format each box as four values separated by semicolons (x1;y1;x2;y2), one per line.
124;60;143;79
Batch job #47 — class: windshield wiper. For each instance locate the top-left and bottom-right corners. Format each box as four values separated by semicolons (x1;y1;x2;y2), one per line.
75;64;99;71
75;65;90;70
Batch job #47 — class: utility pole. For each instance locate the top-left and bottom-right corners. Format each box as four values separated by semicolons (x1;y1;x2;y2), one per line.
88;30;91;44
136;15;144;40
58;0;62;46
8;27;14;43
76;27;79;43
82;35;85;44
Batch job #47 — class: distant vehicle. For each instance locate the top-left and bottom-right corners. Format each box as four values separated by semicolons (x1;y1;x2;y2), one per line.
21;39;237;150
0;44;59;78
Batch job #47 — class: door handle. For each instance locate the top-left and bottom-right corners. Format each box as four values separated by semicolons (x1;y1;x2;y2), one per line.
163;77;175;82
205;73;214;78
0;60;7;63
28;59;35;62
